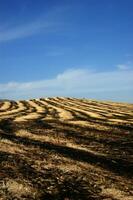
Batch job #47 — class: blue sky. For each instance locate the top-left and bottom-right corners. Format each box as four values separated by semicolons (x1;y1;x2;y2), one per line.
0;0;133;102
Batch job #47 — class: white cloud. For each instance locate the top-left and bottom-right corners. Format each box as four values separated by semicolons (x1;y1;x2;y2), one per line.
116;64;130;70
0;68;133;102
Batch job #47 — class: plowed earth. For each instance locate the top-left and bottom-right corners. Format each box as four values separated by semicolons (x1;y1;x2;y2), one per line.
0;97;133;200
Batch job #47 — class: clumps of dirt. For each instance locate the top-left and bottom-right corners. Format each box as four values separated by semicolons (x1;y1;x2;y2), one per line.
0;169;102;200
0;178;36;200
0;119;16;134
32;169;102;200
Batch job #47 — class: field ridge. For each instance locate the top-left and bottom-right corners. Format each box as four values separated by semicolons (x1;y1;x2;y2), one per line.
0;97;133;200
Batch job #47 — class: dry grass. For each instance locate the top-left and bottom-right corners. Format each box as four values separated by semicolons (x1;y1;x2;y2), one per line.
0;101;11;111
0;97;133;200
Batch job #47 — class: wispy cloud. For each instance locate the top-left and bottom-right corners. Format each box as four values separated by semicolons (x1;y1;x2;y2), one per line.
116;64;130;70
116;59;133;71
125;53;133;58
0;68;133;102
0;19;59;42
0;6;66;43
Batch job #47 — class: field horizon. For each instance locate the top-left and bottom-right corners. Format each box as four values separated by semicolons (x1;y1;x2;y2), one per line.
0;97;133;200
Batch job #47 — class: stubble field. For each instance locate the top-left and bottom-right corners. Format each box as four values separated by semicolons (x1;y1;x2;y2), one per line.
0;97;133;200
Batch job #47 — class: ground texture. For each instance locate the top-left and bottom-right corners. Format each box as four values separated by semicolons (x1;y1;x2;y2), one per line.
0;97;133;200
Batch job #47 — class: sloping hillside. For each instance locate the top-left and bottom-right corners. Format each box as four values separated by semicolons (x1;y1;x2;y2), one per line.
0;97;133;200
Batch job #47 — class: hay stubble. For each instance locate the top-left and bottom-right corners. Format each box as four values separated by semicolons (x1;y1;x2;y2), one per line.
0;97;133;200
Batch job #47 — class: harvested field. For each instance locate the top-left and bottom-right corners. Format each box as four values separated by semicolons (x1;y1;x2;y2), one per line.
0;97;133;200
